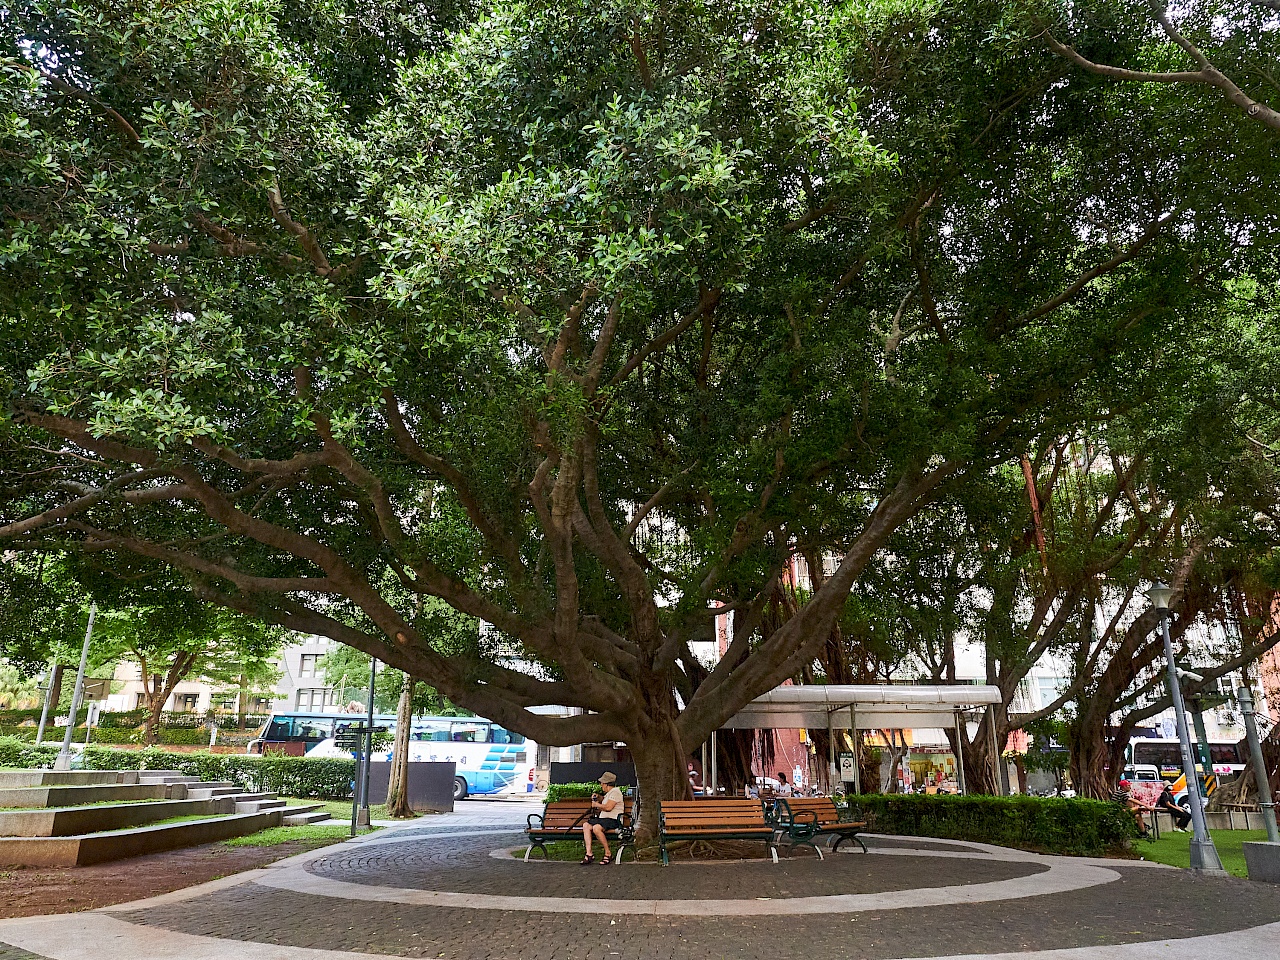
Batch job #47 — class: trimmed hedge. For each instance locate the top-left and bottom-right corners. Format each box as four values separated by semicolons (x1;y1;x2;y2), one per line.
545;782;634;803
0;737;58;768
0;736;356;800
845;793;1136;856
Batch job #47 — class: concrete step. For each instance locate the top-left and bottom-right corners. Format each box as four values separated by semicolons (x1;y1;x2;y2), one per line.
282;803;325;816
0;809;287;866
0;797;235;837
184;784;239;800
235;798;287;814
137;775;202;785
0;771;120;789
228;792;277;803
282;810;332;826
0;783;170;810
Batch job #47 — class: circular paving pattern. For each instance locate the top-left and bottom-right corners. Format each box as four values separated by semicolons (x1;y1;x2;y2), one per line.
255;828;1123;916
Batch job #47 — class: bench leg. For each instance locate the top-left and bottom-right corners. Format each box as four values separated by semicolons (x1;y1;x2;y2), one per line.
769;841;778;864
814;843;824;861
523;844;533;862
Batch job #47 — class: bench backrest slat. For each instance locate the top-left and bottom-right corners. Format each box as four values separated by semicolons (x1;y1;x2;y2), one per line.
660;799;768;830
781;797;842;825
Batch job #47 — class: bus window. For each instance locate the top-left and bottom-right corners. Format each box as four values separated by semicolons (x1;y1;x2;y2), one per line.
294;719;333;740
1210;743;1242;765
266;717;294;740
450;721;490;742
411;722;450;742
490;726;525;745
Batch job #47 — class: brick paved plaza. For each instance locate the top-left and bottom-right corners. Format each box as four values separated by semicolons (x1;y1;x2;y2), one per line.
1;800;1279;960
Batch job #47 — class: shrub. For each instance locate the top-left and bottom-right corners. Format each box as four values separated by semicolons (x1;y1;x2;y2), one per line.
74;745;357;799
545;782;633;803
846;793;1137;856
1;737;357;798
0;736;59;768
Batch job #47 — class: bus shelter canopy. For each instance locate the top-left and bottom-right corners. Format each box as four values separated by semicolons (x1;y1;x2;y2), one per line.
720;684;1003;731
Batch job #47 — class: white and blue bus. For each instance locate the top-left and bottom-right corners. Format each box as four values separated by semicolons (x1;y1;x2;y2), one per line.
250;711;538;799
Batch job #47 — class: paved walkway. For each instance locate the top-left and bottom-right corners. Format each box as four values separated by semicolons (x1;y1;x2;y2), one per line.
1;798;1278;959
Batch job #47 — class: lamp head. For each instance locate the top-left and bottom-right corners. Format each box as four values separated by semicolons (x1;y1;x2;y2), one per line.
1146;580;1173;611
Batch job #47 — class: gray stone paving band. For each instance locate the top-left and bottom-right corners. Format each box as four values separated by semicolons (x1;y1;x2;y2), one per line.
260;858;1117;915
6;902;1280;960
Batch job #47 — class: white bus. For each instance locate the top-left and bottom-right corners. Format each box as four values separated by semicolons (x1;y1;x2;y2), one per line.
1127;737;1245;780
251;711;538;800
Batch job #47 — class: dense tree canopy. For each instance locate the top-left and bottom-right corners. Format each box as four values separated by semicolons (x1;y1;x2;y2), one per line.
3;0;1278;822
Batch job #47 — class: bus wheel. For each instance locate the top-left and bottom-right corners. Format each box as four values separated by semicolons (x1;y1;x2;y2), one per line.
453;776;468;801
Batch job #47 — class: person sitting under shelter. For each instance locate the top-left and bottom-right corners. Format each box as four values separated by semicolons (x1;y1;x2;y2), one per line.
581;771;624;865
1111;779;1151;839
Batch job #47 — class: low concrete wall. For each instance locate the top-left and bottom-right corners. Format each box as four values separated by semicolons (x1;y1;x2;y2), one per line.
0;783;171;809
0;810;285;867
1244;841;1280;883
0;771;120;788
1154;810;1275;832
0;797;235;837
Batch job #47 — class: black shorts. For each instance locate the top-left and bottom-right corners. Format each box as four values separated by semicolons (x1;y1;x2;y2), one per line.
586;815;618;829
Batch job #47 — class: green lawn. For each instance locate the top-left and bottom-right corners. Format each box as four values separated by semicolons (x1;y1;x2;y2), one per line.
514;839;591;862
1137;829;1268;878
222;822;376;847
281;797;396;821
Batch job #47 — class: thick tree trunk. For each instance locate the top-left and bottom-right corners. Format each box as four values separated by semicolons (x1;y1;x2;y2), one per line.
142;688;165;746
1067;722;1123;798
385;672;415;819
630;717;688;842
48;665;65;714
236;672;248;730
954;713;1002;794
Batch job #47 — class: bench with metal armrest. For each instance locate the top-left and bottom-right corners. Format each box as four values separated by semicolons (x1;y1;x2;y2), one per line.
524;798;634;862
658;799;778;865
775;797;868;857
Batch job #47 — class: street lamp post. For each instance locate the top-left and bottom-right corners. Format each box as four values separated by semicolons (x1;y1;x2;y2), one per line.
1146;581;1224;874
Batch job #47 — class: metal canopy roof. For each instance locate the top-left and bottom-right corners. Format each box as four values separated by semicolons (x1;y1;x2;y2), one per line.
720;684;1003;731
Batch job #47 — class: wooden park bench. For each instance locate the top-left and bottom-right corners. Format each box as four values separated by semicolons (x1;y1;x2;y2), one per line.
658;798;778;865
524;797;634;863
775;797;868;858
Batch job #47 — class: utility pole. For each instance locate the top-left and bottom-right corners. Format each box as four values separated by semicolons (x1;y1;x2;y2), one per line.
54;604;96;771
34;657;57;745
1147;583;1224;874
357;658;377;826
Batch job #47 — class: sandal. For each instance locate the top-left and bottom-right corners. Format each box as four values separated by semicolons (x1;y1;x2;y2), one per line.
600;854;612;865
580;855;595;865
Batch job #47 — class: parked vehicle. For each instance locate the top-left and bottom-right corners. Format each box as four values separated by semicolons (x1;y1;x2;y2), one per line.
250;711;538;800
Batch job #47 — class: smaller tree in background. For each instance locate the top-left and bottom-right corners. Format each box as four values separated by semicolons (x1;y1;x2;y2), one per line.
96;602;287;744
318;597;473;817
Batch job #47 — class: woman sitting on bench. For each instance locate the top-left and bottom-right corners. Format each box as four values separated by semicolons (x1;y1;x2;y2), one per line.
581;771;623;865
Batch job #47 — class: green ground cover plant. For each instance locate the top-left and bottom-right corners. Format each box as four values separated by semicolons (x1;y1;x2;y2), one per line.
223;823;377;847
847;793;1137;857
545;783;634;803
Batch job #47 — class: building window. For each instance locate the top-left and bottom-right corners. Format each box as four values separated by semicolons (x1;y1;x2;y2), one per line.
296;688;329;710
252;697;271;712
175;693;199;713
299;654;321;678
